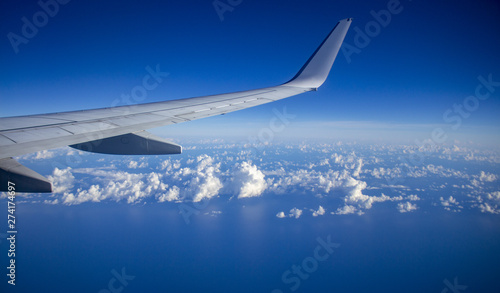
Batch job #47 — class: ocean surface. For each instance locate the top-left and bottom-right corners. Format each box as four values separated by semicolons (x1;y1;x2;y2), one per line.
1;199;499;293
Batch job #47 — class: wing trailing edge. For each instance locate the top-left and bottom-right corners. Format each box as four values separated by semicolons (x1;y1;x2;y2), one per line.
70;131;182;155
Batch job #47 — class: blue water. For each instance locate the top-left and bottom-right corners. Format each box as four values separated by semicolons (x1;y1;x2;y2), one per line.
1;199;499;293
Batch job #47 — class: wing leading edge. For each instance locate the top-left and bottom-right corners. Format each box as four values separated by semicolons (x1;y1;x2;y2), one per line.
0;18;352;192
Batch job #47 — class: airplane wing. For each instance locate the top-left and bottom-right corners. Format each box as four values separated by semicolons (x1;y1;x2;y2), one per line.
0;18;352;192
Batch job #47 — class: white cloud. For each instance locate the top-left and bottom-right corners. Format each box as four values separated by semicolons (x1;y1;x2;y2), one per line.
128;160;148;169
18;147;83;162
352;158;363;177
48;167;75;193
397;202;417;213
159;159;181;173
476;191;500;214
57;169;168;205
43;199;59;205
487;191;500;203
189;155;223;202
230;161;267;199
312;206;326;216
276;211;286;218
34;150;56;159
267;166;402;213
345;191;402;210
440;196;462;212
62;184;103;205
406;194;421;201
479;171;497;182
440;196;458;206
157;186;180;203
289;208;303;219
334;205;360;215
479;203;500;214
37;141;500;218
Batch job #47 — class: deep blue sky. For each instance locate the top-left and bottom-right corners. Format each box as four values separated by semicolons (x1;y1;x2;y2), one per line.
1;0;499;144
1;3;500;292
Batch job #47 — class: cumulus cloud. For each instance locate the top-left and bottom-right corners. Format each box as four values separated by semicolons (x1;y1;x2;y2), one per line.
334;205;360;215
476;191;500;214
479;203;500;214
48;167;75;193
345;190;402;210
159;158;181;173
440;196;463;212
62;184;102;205
53;155;224;205
128;160;148;169
145;172;168;194
38;140;499;219
188;155;223;202
230;161;267;199
289;208;303;219
157;186;180;203
18;147;82;162
479;171;497;182
397;202;417;213
406;194;421;201
487;191;500;203
43;199;59;205
54;168;170;205
34;150;56;160
311;206;326;216
276;209;304;219
128;161;138;169
46;155;233;205
268;166;401;213
352;158;363;177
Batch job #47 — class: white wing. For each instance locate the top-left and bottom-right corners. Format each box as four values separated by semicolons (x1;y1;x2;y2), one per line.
0;18;352;192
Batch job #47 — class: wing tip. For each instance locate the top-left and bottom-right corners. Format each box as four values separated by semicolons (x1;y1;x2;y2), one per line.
284;18;352;89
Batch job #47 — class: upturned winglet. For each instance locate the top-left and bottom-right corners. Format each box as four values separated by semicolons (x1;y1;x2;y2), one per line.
284;18;352;89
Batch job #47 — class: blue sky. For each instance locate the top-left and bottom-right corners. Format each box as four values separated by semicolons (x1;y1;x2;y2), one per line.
1;0;499;145
2;2;500;292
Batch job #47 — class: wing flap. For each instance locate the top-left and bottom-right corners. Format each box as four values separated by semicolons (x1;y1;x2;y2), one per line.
70;131;181;155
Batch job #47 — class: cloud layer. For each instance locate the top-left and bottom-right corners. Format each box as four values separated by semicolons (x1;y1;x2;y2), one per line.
12;141;499;218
